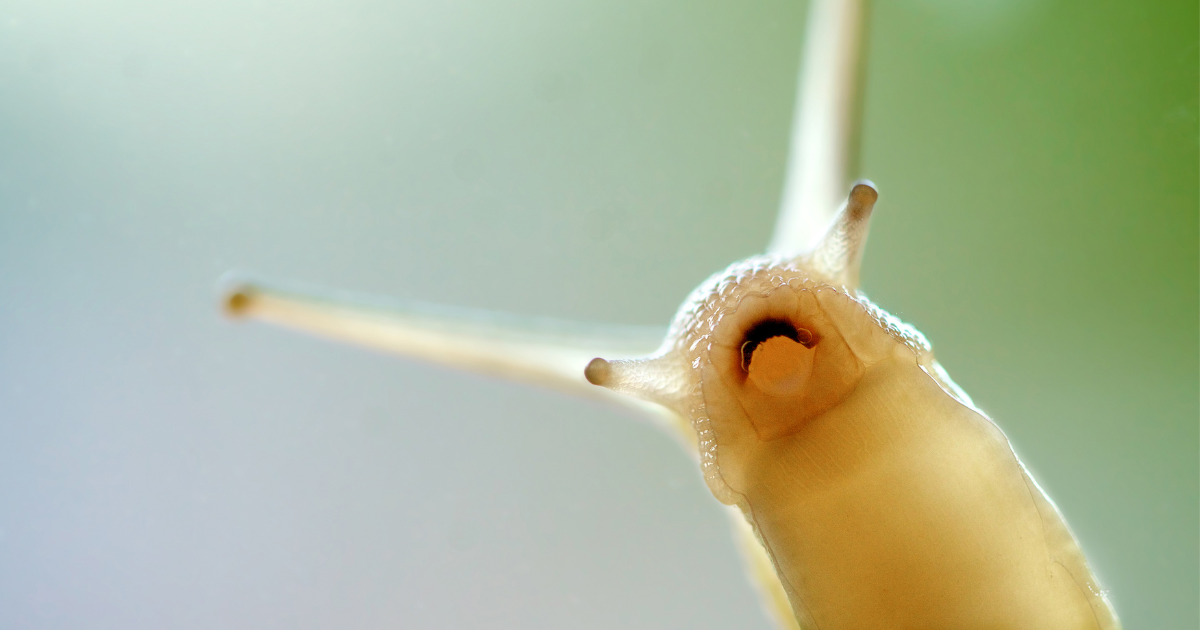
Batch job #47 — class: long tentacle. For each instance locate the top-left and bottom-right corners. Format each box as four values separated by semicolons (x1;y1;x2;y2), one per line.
768;0;872;257
220;277;692;442
219;2;874;627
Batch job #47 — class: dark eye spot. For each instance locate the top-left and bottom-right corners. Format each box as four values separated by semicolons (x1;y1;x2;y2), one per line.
740;319;815;372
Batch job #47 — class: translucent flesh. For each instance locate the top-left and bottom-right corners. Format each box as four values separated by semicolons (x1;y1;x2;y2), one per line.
769;0;871;256
214;0;1125;624
699;285;1118;629
220;279;692;445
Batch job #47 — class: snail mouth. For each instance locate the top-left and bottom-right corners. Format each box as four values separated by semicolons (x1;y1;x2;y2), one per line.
745;335;816;398
703;285;866;442
739;319;817;372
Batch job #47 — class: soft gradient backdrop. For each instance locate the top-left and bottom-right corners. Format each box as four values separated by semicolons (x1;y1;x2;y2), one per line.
1;0;1196;628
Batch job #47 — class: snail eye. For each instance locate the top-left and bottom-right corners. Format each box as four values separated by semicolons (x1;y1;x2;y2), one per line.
740;319;816;372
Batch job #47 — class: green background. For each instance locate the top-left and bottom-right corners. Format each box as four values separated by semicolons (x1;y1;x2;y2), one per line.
0;0;1195;628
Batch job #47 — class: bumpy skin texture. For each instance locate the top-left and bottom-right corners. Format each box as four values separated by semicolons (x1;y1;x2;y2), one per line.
613;256;1119;630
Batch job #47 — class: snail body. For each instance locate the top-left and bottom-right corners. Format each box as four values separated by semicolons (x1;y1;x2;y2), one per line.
221;1;1122;627
589;184;1118;629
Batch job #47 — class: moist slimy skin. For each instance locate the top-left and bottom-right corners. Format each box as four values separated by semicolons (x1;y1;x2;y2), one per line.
588;184;1119;630
704;287;1103;629
711;288;863;442
218;1;1122;624
225;180;1121;629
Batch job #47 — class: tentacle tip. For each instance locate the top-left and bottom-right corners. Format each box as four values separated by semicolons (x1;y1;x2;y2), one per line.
216;271;262;319
849;180;878;204
222;286;256;318
845;180;879;223
584;357;612;386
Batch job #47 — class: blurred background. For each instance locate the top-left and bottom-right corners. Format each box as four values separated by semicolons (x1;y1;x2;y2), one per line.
0;0;1195;628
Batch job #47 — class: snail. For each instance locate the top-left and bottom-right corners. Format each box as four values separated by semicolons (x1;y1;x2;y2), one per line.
220;0;1120;627
584;181;1119;629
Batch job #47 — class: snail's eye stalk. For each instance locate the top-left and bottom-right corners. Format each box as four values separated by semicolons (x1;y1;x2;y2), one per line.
584;357;612;386
807;181;878;289
224;290;254;317
216;275;671;407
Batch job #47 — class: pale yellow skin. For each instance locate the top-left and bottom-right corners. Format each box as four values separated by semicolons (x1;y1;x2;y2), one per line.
224;188;1122;630
744;354;1098;628
583;184;1120;628
220;1;1122;626
594;243;1119;628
